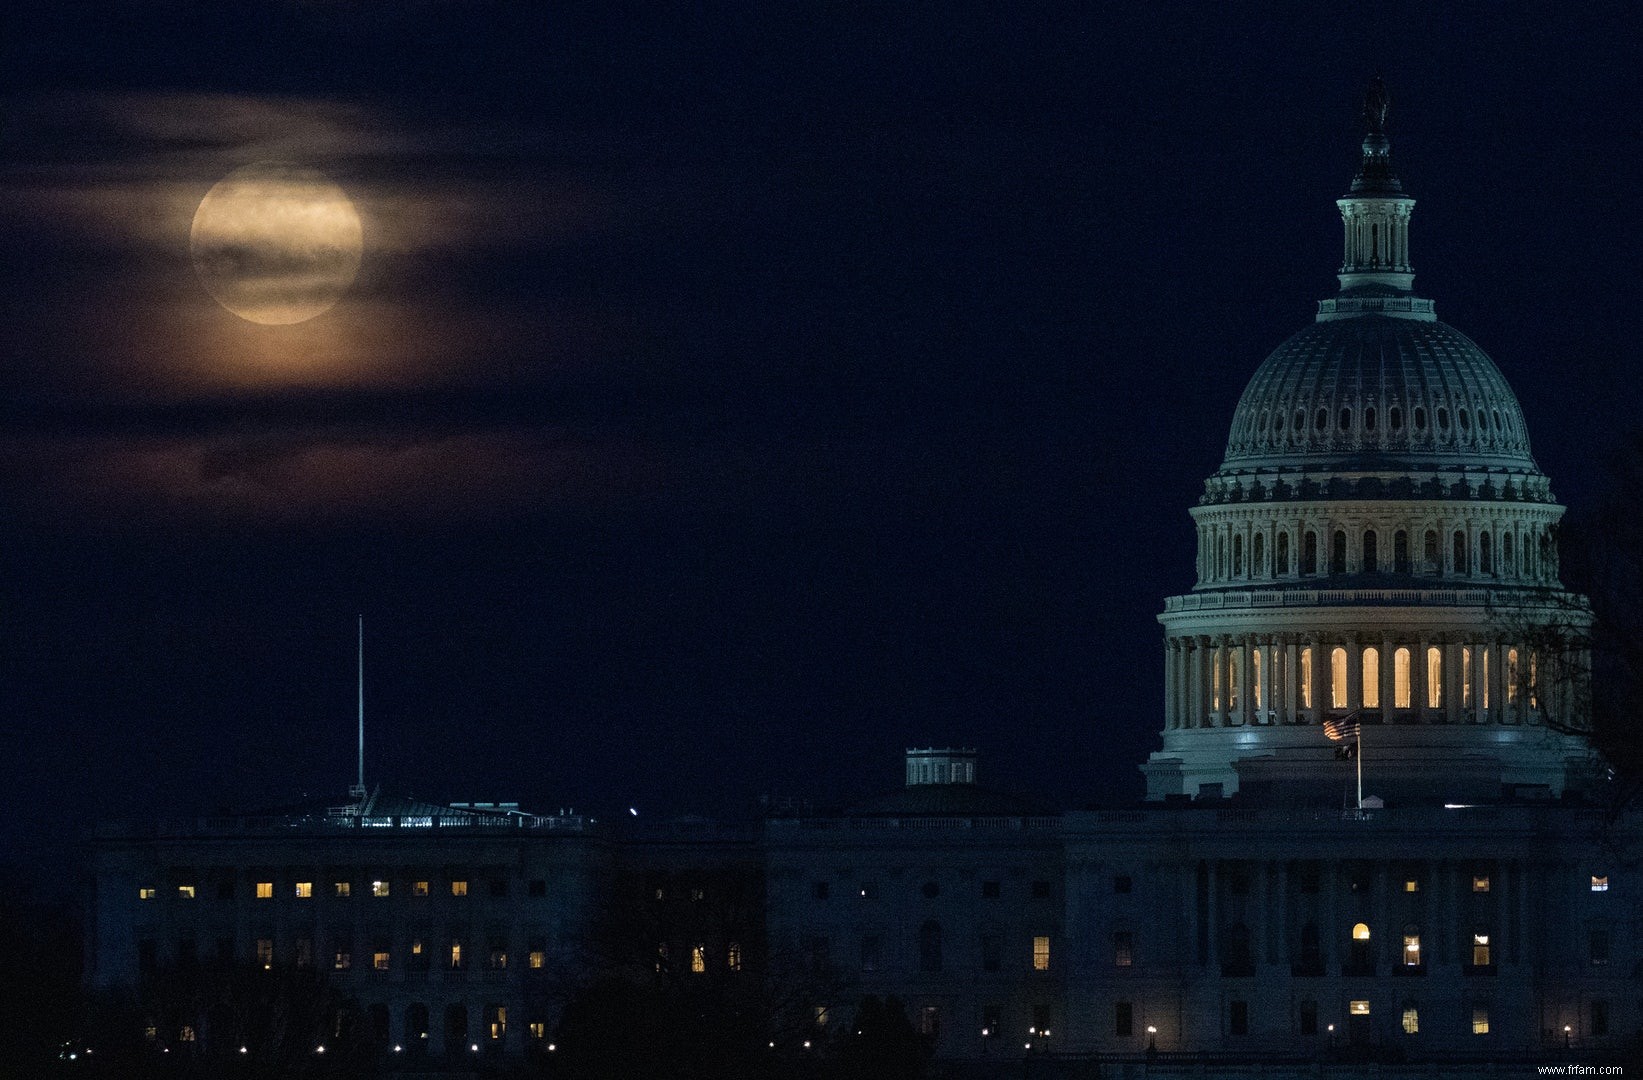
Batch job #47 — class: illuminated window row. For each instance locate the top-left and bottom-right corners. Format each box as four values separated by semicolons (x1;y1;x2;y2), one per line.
1198;521;1558;584
140;876;566;901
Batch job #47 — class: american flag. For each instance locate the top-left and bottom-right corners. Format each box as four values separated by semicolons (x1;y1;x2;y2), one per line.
1323;713;1361;742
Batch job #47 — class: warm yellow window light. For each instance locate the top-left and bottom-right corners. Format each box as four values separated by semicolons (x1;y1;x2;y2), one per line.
1402;1007;1418;1034
451;880;468;897
1472;1007;1489;1035
372;880;390;897
334;881;351;898
1362;647;1379;708
1472;875;1490;893
691;945;706;973
1472;933;1491;966
1403;879;1418;893
295;881;312;898
256;881;273;899
1591;875;1609;892
1394;648;1411;708
178;884;196;899
529;949;545;969
413;880;429;897
1033;936;1051;971
374;950;390;971
1299;647;1313;709
1426;647;1442;708
1403;933;1421;966
1462;647;1473;707
1330;647;1348;709
1349;1000;1370;1016
1352;923;1371;941
138;887;156;900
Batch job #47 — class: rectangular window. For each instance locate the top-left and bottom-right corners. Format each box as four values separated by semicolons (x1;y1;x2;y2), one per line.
295;937;312;968
1402;1006;1419;1034
1349;1000;1370;1016
488;1005;506;1040
372;880;390;898
1114;874;1132;894
1592;1000;1609;1037
1472;875;1490;893
1114;1001;1133;1038
1403;932;1421;966
529;949;545;970
179;1025;196;1042
1212;647;1222;711
1404;878;1419;892
1032;935;1050;972
333;944;351;970
812;880;829;900
1481;648;1490;708
178;884;196;899
295;881;312;898
1031;880;1052;899
529;1021;546;1040
218;880;234;901
450;942;464;969
980;933;1000;972
1330;646;1347;709
334;881;351;898
690;945;706;973
138;887;156;900
1471;1006;1489;1035
813;1005;829;1027
373;950;390;971
1299;999;1317;1036
413;880;429;897
861;934;882;972
490;879;508;898
255;881;273;899
1113;931;1133;967
982;880;1001;898
1507;648;1520;703
1591;875;1609;892
451;880;468;897
489;947;507;970
1472;933;1491;967
1229;1000;1248;1036
920;1006;939;1038
1590;928;1609;964
529;879;547;897
256;938;273;968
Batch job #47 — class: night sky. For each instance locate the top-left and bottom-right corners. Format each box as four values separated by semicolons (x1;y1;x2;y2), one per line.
3;4;1640;894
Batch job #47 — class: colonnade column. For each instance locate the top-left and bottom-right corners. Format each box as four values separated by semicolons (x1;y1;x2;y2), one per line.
1164;640;1178;729
1282;636;1298;723
1195;636;1212;728
1445;639;1462;725
1215;635;1230;727
1488;639;1505;724
1237;637;1254;725
1346;638;1362;713
1380;634;1395;716
1415;635;1430;720
1308;635;1325;723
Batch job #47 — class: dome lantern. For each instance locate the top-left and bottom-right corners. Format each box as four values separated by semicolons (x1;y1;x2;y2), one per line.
1333;76;1419;300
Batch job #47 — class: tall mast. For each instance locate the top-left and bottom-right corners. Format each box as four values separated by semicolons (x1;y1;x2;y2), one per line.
350;615;366;799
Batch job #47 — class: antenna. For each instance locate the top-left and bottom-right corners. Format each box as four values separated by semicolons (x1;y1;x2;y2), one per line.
349;615;366;799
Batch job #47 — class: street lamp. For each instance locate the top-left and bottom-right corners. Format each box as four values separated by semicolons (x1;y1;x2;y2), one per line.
1564;1024;1572;1049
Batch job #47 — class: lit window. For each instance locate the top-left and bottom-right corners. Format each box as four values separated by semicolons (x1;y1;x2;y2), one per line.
138;887;156;900
372;880;390;898
1402;1006;1418;1034
529;1021;545;1040
1404;879;1419;893
1472;933;1491;967
1426;647;1443;708
295;881;312;899
334;881;351;898
178;884;196;899
411;939;424;957
813;1005;829;1027
1591;875;1609;892
1529;651;1539;708
256;881;273;899
489;1005;506;1039
489;947;507;970
451;880;468;897
1462;647;1473;707
333;947;351;970
374;950;390;971
1299;647;1313;709
1472;875;1490;893
1032;936;1050;971
1349;1000;1370;1016
529;949;545;970
1507;648;1520;703
1480;648;1490;708
1330;647;1348;709
1352;923;1371;941
179;1025;197;1042
413;880;429;897
257;938;273;968
450;943;464;969
1362;647;1380;708
728;941;743;972
1472;1006;1489;1035
1403;931;1421;966
1394;648;1411;708
691;945;706;973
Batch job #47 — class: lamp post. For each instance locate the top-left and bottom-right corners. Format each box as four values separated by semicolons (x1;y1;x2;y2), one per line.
1564;1024;1572;1049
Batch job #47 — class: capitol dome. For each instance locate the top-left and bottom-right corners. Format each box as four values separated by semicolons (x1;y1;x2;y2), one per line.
1220;316;1538;475
1145;80;1595;807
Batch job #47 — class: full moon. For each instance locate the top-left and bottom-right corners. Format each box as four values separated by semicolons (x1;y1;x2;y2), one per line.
190;162;363;325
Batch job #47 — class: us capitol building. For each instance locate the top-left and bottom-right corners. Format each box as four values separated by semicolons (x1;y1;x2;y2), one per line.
86;86;1639;1072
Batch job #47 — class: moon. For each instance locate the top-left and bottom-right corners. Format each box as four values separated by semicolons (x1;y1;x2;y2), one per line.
190;162;363;325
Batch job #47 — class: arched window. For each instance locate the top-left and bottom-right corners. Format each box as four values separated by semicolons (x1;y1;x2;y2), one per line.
1364;406;1377;432
407;1002;429;1041
919;921;943;973
1233;534;1244;576
1453;530;1469;575
1507;648;1520;704
1363;530;1378;573
1424;530;1440;574
1315;407;1328;432
1299;921;1321;969
1362;648;1380;709
1253;532;1265;576
1330;647;1348;710
1303;531;1318;575
1426;647;1443;709
1502;531;1514;574
1394;648;1411;708
1480;531;1493;575
1389;405;1403;431
1349;923;1372;973
1413;405;1427;431
1299;647;1313;710
445;1004;469;1048
1339;407;1352;432
1331;530;1347;575
1394;529;1409;573
1277;531;1290;575
1462;647;1473;708
1217;533;1226;579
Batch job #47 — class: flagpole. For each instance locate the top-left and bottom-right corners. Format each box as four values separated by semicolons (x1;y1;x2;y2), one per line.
1355;725;1363;810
